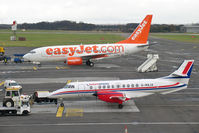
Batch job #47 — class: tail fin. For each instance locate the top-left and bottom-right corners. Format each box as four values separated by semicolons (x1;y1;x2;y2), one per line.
160;60;194;95
169;60;194;78
162;60;194;85
116;15;153;44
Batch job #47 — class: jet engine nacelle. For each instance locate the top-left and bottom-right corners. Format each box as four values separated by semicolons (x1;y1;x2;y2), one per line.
96;91;128;104
67;57;83;65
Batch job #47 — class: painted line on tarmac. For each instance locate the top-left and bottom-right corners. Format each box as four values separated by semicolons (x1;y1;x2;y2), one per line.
1;122;199;127
140;105;199;107
171;92;199;95
56;66;70;70
65;108;84;117
0;71;32;74
187;88;199;90
0;81;5;87
9;77;120;84
56;106;64;117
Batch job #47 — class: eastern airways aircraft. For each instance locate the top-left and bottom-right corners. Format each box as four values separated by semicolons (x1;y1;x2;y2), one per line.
23;15;153;67
48;60;194;109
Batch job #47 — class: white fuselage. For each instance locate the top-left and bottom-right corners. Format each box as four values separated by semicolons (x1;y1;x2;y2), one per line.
23;43;148;62
49;78;187;99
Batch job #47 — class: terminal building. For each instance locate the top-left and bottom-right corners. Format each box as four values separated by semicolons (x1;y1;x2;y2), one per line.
181;24;199;33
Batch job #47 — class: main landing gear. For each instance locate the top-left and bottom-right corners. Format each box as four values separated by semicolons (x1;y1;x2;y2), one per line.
118;104;123;109
86;60;94;67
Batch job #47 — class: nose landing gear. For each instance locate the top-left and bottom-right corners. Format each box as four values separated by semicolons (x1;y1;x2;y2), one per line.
86;60;94;67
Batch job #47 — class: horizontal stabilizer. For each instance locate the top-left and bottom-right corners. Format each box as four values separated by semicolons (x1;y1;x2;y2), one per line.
161;87;186;95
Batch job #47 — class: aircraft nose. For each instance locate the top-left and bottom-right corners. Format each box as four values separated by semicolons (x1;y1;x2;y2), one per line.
23;54;31;61
48;92;57;99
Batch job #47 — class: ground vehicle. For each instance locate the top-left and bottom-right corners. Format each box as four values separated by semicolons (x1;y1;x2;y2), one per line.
4;80;22;89
32;91;57;104
0;87;31;115
0;47;5;55
0;47;8;64
13;54;25;63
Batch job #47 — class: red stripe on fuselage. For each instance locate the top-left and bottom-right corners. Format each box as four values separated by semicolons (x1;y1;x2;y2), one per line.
54;82;180;95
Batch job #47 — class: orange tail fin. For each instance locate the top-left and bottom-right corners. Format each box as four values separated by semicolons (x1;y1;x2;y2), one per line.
116;15;153;44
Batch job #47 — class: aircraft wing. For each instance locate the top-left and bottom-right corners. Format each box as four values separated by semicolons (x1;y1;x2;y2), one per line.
81;53;121;61
124;91;154;98
95;91;154;103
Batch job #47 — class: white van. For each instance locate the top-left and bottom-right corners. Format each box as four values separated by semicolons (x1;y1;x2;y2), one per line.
4;80;22;89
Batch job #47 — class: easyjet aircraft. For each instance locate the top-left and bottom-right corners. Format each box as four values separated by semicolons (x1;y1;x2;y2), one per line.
48;60;194;109
23;15;153;66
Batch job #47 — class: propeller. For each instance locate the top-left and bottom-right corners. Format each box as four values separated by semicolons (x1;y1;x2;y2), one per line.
93;91;98;102
93;91;98;97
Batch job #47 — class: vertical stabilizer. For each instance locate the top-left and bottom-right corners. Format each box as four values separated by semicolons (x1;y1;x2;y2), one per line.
116;15;152;44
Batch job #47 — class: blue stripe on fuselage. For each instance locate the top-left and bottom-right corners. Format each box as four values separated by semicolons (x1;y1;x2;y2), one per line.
53;84;187;96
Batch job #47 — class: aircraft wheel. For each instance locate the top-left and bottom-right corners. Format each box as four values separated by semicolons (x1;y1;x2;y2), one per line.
89;62;94;67
86;60;90;66
118;104;123;109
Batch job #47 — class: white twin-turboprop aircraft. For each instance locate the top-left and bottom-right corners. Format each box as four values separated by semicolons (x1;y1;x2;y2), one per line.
23;15;153;67
48;60;194;109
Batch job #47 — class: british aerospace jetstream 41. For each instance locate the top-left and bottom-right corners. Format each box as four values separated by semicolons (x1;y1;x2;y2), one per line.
23;15;152;67
48;60;194;108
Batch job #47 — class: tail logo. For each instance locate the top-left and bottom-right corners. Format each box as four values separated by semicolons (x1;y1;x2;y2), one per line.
132;20;148;40
182;61;193;75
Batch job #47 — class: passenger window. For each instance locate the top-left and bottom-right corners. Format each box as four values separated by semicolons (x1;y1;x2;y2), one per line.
122;84;125;88
131;84;134;88
90;86;93;89
103;86;106;89
99;86;101;89
107;85;110;88
127;84;130;88
112;85;114;88
117;85;120;88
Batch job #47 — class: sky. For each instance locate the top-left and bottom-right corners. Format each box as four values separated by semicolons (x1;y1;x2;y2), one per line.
0;0;198;24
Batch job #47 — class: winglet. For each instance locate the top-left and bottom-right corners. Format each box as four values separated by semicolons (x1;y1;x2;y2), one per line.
116;15;153;44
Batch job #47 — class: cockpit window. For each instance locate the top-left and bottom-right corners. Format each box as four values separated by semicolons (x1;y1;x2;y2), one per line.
64;85;75;88
29;50;36;54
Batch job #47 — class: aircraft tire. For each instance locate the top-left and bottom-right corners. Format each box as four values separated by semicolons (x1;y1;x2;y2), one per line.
118;104;123;109
89;62;94;67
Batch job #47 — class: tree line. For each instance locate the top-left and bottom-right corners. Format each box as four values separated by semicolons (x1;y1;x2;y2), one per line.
0;20;183;32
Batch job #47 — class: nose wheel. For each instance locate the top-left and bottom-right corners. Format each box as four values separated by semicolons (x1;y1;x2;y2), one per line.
86;60;94;67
